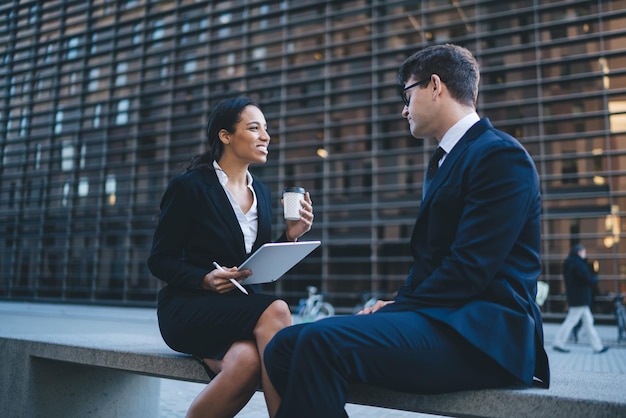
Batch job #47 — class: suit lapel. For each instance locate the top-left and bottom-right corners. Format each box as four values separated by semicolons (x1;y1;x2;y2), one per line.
252;181;271;252
417;118;492;217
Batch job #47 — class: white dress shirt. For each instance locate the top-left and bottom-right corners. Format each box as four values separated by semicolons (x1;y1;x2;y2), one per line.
437;112;480;166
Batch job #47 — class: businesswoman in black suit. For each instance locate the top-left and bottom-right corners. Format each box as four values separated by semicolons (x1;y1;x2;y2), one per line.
147;98;313;418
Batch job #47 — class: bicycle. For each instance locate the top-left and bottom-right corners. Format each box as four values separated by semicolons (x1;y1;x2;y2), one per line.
293;286;335;323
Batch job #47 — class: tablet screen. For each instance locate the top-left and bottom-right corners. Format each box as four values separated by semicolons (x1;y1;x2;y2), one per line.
239;241;321;284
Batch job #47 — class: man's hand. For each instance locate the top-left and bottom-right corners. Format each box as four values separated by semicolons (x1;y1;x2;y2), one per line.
356;300;394;315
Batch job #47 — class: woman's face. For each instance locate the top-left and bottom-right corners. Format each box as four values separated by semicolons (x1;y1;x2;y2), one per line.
222;105;270;164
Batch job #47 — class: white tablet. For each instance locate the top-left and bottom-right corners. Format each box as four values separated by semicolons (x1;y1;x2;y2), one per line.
239;241;321;284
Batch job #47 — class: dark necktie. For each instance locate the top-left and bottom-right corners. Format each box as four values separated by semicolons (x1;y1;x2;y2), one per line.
423;146;446;199
427;147;446;179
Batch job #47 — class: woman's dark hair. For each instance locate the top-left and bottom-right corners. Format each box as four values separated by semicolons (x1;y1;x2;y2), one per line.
183;97;258;172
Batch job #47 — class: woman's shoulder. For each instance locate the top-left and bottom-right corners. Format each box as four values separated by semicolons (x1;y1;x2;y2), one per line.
171;167;214;183
165;167;216;194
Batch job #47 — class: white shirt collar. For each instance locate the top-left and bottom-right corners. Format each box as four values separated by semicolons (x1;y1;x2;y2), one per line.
212;160;254;188
438;112;480;154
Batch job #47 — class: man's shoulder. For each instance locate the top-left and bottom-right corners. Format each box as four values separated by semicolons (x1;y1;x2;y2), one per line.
483;126;522;147
468;130;525;159
468;122;530;160
461;119;516;147
463;126;538;181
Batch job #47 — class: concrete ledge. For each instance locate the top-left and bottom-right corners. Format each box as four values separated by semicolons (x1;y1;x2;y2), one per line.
1;333;625;418
2;333;209;383
348;368;626;417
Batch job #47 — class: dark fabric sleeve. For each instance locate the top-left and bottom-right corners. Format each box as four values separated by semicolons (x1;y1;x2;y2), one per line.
147;176;209;289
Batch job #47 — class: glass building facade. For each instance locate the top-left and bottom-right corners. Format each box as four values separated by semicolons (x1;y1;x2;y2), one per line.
1;0;625;319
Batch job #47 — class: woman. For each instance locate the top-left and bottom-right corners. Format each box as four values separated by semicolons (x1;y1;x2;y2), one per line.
147;97;314;417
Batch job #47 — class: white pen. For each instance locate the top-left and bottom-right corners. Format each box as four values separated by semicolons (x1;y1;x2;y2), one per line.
212;261;249;295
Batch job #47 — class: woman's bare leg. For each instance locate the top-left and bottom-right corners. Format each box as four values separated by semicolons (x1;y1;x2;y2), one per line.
186;340;261;418
253;300;293;417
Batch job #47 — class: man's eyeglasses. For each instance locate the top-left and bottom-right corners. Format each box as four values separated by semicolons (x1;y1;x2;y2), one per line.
399;77;431;107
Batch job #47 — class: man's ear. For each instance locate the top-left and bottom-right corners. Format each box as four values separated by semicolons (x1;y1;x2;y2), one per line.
218;129;231;145
431;74;443;99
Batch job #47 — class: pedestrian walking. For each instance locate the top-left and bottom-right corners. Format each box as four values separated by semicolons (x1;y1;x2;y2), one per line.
553;244;609;354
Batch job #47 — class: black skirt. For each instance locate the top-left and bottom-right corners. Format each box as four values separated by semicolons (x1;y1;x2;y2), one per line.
157;285;282;359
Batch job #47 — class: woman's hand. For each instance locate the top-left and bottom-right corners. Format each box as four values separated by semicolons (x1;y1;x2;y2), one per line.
356;300;394;315
284;191;314;241
202;266;252;294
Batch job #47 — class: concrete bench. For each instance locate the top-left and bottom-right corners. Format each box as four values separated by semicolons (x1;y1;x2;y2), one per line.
1;333;625;418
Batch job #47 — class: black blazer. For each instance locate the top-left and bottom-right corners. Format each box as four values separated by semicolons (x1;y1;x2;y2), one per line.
385;119;550;388
147;167;283;290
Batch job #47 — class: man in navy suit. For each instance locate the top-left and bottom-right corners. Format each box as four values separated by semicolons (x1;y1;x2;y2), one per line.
264;44;550;418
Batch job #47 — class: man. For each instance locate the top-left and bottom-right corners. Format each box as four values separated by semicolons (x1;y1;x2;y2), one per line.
264;44;550;418
553;244;608;354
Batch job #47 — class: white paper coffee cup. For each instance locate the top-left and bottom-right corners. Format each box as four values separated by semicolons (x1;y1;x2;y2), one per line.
283;187;305;220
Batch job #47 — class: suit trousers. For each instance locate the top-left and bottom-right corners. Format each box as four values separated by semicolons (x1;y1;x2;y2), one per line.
264;310;517;418
553;306;604;351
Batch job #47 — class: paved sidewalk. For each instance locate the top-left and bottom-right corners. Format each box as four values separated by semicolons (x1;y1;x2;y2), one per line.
0;302;623;417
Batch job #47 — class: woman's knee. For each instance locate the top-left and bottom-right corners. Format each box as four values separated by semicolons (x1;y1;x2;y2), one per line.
223;341;262;385
262;299;292;326
255;300;292;341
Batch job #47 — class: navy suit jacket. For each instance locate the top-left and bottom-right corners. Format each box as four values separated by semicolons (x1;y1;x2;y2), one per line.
386;118;549;388
148;167;284;290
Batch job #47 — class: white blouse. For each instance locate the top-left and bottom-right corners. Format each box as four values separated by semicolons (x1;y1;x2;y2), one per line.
213;161;258;254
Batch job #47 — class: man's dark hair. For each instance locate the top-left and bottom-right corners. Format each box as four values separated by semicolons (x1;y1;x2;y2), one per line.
570;243;585;256
397;44;480;107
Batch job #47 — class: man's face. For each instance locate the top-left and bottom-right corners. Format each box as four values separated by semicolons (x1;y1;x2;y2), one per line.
401;76;433;139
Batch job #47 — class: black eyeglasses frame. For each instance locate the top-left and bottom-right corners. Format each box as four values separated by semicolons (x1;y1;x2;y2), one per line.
399;76;432;106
